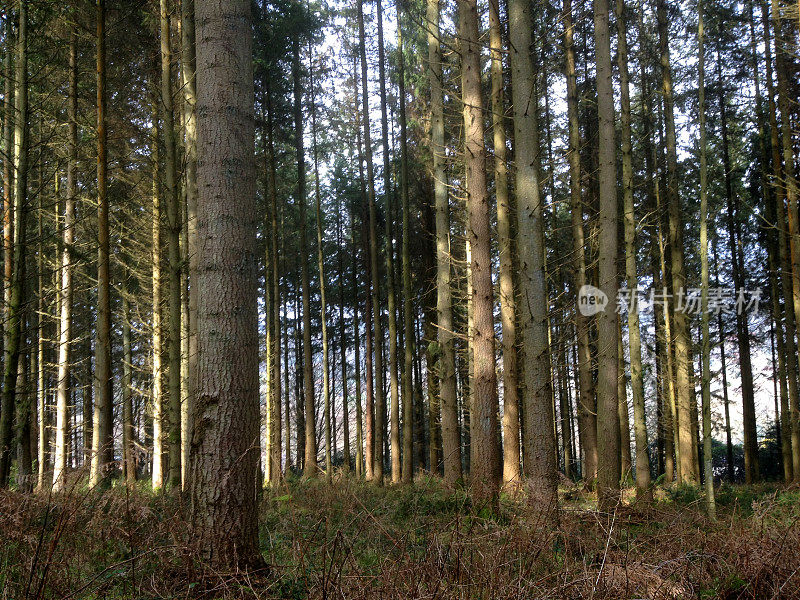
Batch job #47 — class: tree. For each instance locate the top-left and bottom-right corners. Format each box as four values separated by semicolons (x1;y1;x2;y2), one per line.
189;0;261;569
508;0;558;506
427;0;460;486
593;0;621;509
457;0;500;506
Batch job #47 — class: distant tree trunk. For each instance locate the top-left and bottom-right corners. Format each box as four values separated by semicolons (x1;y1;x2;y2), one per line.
427;0;460;485
122;266;136;486
352;205;365;478
372;0;400;486
151;92;165;491
771;0;800;481
397;9;414;484
309;51;332;482
593;0;621;509
616;0;650;499
356;0;386;485
698;2;716;517
657;0;697;484
36;186;47;490
563;0;596;485
158;0;182;490
715;49;759;483
264;81;282;484
508;0;558;507
53;26;77;492
91;0;114;489
617;324;631;479
291;39;318;478
337;203;350;472
189;0;261;569
0;1;27;488
489;0;520;489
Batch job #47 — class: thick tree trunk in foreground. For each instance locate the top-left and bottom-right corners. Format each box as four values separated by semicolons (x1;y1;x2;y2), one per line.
458;0;500;506
190;0;261;569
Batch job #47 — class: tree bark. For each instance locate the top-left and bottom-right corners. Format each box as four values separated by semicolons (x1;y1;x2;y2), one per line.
189;0;261;569
593;0;621;509
53;26;77;492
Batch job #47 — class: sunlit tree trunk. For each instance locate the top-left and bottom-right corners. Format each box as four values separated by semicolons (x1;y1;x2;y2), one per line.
457;0;500;505
189;0;261;568
151;92;165;491
53;26;77;493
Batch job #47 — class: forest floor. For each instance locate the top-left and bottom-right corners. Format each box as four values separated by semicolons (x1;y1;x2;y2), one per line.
2;475;800;599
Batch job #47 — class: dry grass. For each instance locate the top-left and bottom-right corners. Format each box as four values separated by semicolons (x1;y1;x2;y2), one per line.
1;475;799;599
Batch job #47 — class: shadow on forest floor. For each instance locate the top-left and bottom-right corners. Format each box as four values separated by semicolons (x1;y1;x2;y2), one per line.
2;474;800;599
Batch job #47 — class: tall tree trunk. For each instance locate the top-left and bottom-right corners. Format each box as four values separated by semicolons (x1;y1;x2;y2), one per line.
122;266;136;486
427;0;460;485
356;0;386;484
593;0;621;509
489;0;520;489
151;92;165;490
715;50;759;483
698;2;716;517
372;0;400;485
458;0;500;505
0;1;27;488
618;323;632;479
657;0;697;484
91;0;113;489
397;8;414;484
189;0;261;569
53;26;77;492
764;1;797;479
291;40;318;478
309;50;332;482
509;0;558;499
563;0;597;485
771;0;800;481
616;0;651;498
337;203;350;472
160;0;182;489
181;0;197;491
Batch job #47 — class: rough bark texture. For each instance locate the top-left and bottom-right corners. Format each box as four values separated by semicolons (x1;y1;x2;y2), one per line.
189;0;261;569
593;0;621;510
490;0;520;489
458;0;500;506
508;0;558;508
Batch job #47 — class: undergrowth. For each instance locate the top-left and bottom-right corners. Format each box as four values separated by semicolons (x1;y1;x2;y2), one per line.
1;476;799;599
